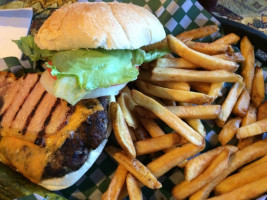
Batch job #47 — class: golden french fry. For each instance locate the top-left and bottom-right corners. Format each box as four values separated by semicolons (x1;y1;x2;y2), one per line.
208;82;224;99
134;124;150;141
178;159;188;168
190;139;267;200
232;88;250;117
251;66;265;107
173;149;230;200
239;154;267;172
117;93;139;129
218;117;242;145
135;133;181;155
147;143;204;178
139;118;165;137
212;52;244;62
240;36;255;94
106;146;161;189
212;33;240;45
216;82;245;127
137;81;213;104
151;67;242;83
142;38;168;52
138;71;190;91
154;81;190;91
210;176;267;200
155;57;197;69
167;105;221;119
185;40;234;55
110;102;136;158
237;105;257;149
216;161;267;194
176;25;219;40
186;119;206;137
236;118;267;139
167;35;239;72
190;82;211;94
258;100;267;120
131;90;204;146
102;164;128;200
185;145;238;181
135;105;221;120
126;173;143;200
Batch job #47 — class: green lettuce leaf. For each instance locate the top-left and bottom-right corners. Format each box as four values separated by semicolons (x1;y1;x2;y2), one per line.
14;36;168;104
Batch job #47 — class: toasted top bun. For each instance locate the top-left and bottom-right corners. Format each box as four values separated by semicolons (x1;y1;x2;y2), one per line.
35;2;166;51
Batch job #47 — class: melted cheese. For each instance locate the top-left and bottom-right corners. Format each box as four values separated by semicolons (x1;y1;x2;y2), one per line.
0;99;104;182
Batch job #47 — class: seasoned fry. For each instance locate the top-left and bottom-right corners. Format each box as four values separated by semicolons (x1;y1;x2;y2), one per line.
101;164;128;200
152;67;243;83
212;33;240;45
106;146;161;189
131;90;204;146
187;119;206;137
190;82;211;94
110;102;136;158
154;81;190;91
139;118;165;137
237;106;257;149
135;105;221;119
121;86;131;95
126;173;143;200
135;133;181;155
258;100;267;120
216;161;267;194
185;145;238;181
137;80;213;104
185;40;234;55
117;93;139;129
236;118;267;139
167;35;239;72
138;71;190;91
213;52;244;62
251;66;265;107
216;82;245;127
232;88;250;117
167;105;221;119
208;82;224;99
173;149;230;200
210;176;267;200
218;117;242;145
239;154;267;172
176;25;219;40
190;139;267;200
240;36;255;94
147;143;204;178
155;57;197;69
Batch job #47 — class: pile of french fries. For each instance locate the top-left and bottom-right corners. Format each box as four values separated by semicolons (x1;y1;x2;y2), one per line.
101;25;267;200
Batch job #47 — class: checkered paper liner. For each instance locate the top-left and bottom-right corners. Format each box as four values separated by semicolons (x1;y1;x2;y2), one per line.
1;0;266;199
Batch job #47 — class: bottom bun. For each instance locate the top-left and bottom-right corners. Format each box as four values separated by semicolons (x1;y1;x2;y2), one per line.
39;95;115;191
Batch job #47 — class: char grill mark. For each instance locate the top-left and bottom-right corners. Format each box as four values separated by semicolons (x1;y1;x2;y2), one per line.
45;100;72;135
26;92;57;134
1;74;39;128
11;81;46;131
0;72;73;143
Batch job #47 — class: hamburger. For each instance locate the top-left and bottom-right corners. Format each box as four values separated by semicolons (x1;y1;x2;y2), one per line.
0;2;166;190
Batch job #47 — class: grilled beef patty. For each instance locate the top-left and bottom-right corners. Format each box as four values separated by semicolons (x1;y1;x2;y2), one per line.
0;72;109;179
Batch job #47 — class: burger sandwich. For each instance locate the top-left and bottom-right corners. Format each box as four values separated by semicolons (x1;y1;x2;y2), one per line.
0;2;166;190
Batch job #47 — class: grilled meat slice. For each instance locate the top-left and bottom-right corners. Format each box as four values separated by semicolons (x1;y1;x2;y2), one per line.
0;72;109;180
